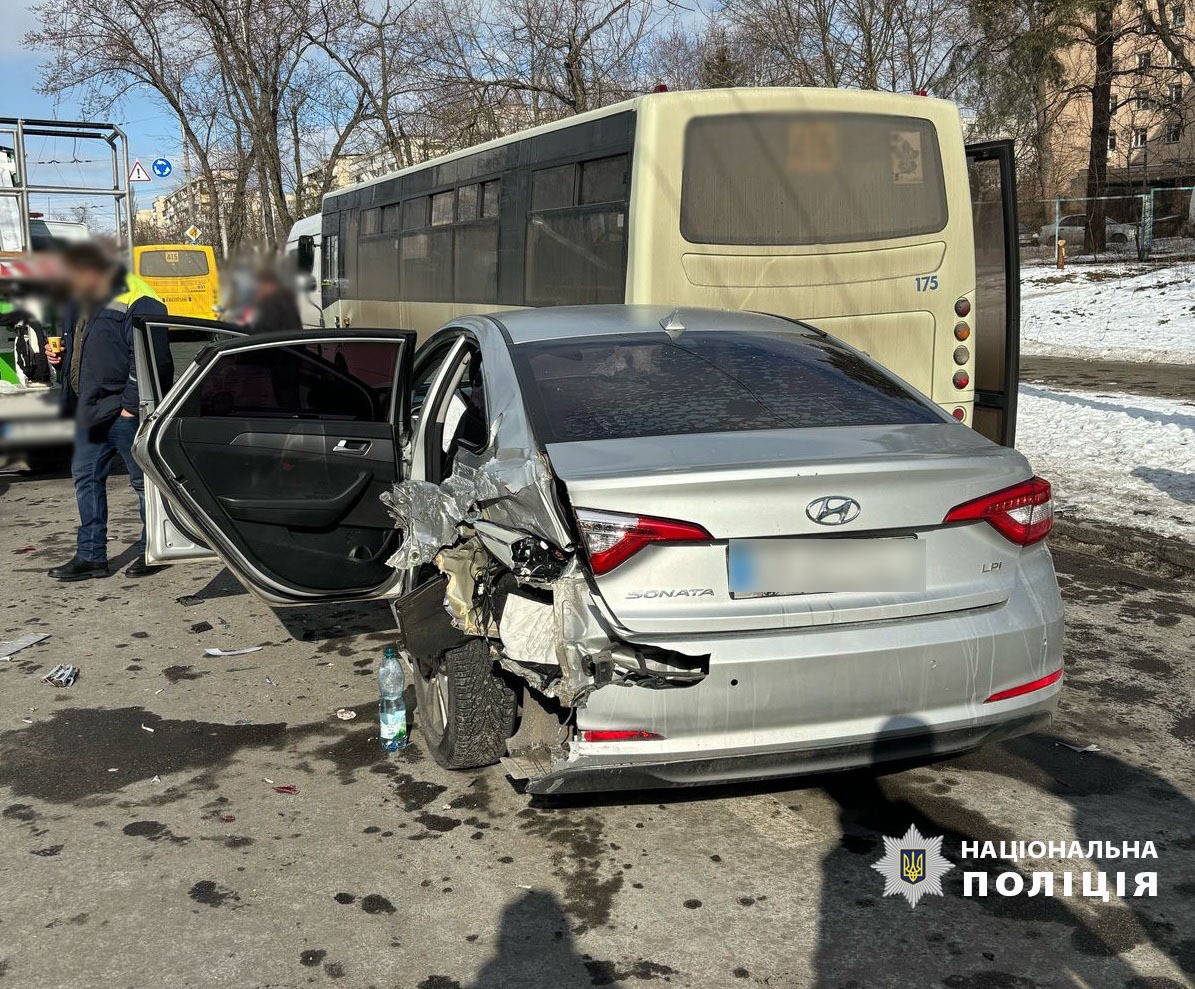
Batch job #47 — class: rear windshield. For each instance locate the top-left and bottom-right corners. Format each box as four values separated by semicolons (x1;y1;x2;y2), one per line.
681;112;948;245
513;330;943;444
139;249;210;277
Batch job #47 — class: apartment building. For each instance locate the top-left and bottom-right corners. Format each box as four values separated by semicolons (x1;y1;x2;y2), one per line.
1048;1;1195;202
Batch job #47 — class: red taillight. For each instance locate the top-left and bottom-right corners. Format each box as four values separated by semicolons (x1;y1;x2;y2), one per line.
951;406;966;421
581;729;664;742
953;370;970;389
575;509;712;575
955;297;971;317
984;668;1064;703
944;476;1054;545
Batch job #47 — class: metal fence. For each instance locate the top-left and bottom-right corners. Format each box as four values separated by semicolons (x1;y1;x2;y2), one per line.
1018;187;1195;266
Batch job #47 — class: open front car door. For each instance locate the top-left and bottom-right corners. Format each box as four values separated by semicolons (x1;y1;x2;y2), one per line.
132;330;416;605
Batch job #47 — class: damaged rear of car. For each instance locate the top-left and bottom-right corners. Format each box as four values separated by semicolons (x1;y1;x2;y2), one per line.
381;306;1064;795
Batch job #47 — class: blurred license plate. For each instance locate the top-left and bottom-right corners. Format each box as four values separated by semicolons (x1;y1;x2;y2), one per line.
728;537;925;597
1;418;74;441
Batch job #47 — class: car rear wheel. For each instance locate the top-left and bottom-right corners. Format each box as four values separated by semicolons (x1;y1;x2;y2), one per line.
414;637;518;769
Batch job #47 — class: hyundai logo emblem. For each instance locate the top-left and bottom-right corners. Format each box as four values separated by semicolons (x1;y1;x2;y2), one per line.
806;496;861;526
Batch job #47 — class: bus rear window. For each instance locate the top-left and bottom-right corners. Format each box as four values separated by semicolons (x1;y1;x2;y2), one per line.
513;330;942;444
681;113;948;246
139;250;210;277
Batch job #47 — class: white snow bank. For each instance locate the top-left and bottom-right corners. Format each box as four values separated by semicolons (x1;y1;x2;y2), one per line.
1016;383;1195;543
1021;262;1195;363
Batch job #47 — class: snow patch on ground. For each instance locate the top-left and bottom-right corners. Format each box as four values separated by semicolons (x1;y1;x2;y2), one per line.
1021;262;1195;363
1017;383;1195;542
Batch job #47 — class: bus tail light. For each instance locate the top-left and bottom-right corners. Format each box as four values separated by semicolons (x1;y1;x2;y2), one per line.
943;476;1054;545
954;322;971;341
953;370;970;389
953;346;970;365
951;407;966;421
575;509;713;574
955;297;972;317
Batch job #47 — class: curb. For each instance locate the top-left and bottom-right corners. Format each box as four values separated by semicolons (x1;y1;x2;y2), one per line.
1052;517;1195;573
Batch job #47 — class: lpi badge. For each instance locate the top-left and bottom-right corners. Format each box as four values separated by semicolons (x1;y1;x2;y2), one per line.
872;824;952;907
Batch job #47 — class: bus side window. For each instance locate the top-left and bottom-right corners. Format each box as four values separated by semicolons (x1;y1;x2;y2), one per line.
524;155;628;307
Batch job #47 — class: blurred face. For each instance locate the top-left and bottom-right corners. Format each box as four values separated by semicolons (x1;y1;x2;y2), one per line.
253;275;280;303
62;263;114;304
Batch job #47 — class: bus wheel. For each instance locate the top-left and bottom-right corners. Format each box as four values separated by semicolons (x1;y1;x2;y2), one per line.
414;637;518;769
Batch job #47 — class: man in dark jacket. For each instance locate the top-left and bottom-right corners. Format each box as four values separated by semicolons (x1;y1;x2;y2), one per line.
45;242;172;580
247;266;302;334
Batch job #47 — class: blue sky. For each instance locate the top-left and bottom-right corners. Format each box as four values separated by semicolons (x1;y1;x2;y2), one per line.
5;3;184;217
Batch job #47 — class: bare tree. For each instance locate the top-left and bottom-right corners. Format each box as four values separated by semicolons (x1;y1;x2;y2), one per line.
715;0;972;95
429;0;664;126
24;0;236;250
305;0;432;169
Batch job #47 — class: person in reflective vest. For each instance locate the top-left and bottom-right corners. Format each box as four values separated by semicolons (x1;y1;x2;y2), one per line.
45;241;172;581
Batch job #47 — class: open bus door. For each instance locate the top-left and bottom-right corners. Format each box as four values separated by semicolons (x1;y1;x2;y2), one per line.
966;140;1020;448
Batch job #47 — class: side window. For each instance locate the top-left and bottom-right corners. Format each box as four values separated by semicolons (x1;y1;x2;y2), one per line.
187;340;402;422
161;326;240;393
525;154;628;306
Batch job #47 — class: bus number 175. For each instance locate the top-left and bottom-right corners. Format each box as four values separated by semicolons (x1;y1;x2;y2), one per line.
915;275;939;292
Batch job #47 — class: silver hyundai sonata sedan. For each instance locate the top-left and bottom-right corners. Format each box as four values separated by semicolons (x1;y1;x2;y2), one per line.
133;305;1064;794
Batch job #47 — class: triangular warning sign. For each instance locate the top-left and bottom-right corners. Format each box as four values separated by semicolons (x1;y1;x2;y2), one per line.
129;159;153;182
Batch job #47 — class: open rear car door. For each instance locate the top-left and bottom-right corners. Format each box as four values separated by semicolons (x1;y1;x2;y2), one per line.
965;140;1020;447
132;329;416;605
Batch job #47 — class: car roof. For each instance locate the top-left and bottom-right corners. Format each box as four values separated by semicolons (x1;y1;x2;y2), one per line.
485;305;824;345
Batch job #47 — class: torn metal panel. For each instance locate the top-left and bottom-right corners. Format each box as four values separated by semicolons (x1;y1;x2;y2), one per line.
455;450;573;551
383;454;571;572
550;560;618;706
381;476;474;570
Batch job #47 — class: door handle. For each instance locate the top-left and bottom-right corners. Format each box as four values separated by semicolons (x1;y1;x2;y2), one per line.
333;439;371;456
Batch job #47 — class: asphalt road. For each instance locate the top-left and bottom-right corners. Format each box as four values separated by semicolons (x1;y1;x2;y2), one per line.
1;471;1192;989
1021;355;1195;402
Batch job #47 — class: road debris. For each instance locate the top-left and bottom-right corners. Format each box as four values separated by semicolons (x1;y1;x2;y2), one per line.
264;676;278;687
0;632;50;660
272;784;299;795
140;724;155;733
176;595;204;607
204;645;263;657
41;664;79;687
189;621;213;634
13;545;36;554
335;708;357;721
1058;741;1101;753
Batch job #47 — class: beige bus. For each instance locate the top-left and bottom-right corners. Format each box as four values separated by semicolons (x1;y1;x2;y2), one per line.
309;88;1020;444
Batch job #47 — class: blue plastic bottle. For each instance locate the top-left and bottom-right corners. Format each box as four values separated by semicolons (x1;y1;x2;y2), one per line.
378;646;408;753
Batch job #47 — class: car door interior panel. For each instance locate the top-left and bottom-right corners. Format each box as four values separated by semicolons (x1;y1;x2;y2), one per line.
142;333;415;599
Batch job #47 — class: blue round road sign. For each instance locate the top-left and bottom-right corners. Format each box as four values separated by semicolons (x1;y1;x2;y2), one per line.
151;157;173;178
